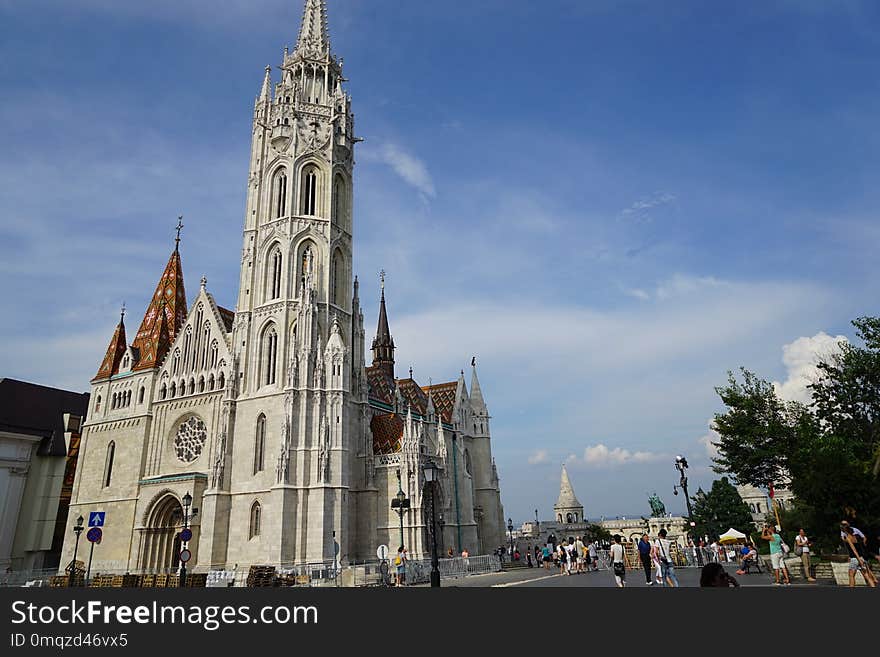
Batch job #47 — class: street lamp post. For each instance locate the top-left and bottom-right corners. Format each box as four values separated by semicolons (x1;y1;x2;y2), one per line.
390;469;410;550
422;460;441;588
673;455;702;566
535;509;540;537
507;518;514;562
68;515;84;587
178;491;198;588
438;514;446;556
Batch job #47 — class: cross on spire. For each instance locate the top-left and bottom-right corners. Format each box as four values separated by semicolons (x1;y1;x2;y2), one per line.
175;216;184;251
379;269;386;293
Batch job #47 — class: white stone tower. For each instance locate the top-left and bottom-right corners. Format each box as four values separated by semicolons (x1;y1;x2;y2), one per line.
215;0;365;566
554;464;584;524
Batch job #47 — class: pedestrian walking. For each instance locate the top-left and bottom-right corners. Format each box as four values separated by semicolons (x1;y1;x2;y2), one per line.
610;534;628;587
394;546;407;587
654;529;680;587
842;524;877;588
637;533;653;585
761;524;791;585
574;536;585;573
794;529;816;582
588;541;598;571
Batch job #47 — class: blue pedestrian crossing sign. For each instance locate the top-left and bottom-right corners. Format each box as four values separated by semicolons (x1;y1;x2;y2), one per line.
88;512;105;527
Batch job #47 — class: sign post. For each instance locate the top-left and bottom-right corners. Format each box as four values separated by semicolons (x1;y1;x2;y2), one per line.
85;527;102;585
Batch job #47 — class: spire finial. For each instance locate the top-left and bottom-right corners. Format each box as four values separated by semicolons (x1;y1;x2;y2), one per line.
200;275;207;290
379;269;386;295
409;366;413;379
120;302;126;322
471;355;476;367
175;215;184;251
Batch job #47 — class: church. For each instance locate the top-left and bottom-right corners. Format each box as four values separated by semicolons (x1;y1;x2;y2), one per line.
61;0;505;574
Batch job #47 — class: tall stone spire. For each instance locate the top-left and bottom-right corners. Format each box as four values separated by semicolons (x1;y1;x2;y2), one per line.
295;0;330;57
554;464;585;524
469;357;487;415
131;236;187;371
93;305;127;380
259;65;272;102
371;271;395;379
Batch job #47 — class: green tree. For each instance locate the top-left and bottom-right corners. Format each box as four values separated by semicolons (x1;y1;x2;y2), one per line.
690;477;755;542
711;317;880;552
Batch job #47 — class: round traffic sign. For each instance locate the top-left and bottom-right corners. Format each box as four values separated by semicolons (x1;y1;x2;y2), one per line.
376;544;389;561
86;527;102;543
180;528;193;542
179;549;192;563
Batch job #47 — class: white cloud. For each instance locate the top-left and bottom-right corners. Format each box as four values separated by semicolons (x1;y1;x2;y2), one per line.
362;142;436;200
527;450;549;465
567;444;665;468
773;332;848;403
697;418;721;460
619;191;676;223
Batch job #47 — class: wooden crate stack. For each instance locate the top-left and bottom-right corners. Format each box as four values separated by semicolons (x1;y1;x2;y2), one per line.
184;573;207;588
247;565;276;587
88;574;116;588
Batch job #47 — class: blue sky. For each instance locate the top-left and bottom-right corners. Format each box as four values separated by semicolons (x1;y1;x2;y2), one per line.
2;0;879;523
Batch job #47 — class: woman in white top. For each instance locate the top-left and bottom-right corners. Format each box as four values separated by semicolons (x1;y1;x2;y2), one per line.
795;529;817;582
610;535;627;588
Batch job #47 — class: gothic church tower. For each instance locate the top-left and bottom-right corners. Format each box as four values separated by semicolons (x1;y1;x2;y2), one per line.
215;0;365;566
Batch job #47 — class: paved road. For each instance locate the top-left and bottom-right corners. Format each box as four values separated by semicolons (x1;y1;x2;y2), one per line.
435;564;822;588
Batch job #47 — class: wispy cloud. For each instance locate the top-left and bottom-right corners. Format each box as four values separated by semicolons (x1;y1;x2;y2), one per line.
619;192;676;223
528;449;549;465
567;444;666;467
361;142;436;200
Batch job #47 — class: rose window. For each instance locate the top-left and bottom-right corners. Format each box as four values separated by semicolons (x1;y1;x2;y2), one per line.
174;416;207;463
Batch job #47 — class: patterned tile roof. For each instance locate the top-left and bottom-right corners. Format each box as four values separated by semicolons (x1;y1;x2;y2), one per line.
397;378;427;416
93;316;127;381
366;365;395;405
371;413;404;455
131;249;187;371
421;381;457;423
217;306;235;333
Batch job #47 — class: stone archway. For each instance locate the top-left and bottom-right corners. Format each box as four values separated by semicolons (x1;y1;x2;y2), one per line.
141;494;183;573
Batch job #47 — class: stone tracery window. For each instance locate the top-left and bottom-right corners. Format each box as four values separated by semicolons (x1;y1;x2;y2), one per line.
174;416;208;463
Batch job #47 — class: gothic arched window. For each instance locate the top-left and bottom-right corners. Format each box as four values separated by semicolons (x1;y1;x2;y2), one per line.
138;387;145;404
104;441;115;488
95;395;102;412
260;325;278;386
301;166;318;216
273;168;288;219
330;250;345;306
254;415;266;474
332;174;346;229
268;246;283;300
250;501;262;539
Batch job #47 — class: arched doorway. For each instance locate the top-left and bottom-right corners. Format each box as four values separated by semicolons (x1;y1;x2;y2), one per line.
141;494;183;573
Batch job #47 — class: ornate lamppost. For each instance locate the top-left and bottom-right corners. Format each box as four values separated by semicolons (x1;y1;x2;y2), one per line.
390;469;410;550
68;515;84;587
422;460;441;588
178;491;198;587
673;455;702;566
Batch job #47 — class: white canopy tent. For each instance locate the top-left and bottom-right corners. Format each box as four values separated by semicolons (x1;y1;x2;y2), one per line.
718;528;748;544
